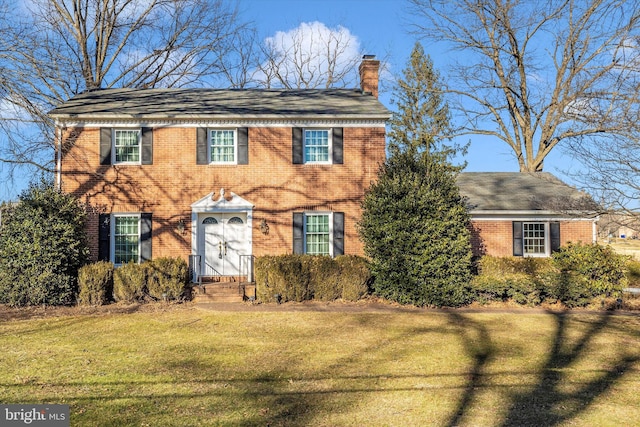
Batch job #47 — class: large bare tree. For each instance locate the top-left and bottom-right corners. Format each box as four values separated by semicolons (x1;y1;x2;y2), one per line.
0;0;250;196
409;0;640;172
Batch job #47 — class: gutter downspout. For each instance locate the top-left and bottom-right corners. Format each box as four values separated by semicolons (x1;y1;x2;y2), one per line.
55;123;62;191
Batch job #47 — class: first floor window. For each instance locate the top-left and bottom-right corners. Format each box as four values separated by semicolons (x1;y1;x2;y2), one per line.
114;215;140;264
523;222;546;255
114;129;141;163
293;211;343;257
210;129;236;163
514;221;559;257
305;214;331;256
304;129;330;163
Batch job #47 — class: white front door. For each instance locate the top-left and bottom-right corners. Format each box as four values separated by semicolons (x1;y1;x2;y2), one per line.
200;213;248;276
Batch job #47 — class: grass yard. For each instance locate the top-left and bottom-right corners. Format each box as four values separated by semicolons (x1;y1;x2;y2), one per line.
1;303;639;426
606;237;640;260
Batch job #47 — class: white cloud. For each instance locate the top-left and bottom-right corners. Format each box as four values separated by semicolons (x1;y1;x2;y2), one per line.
257;21;362;89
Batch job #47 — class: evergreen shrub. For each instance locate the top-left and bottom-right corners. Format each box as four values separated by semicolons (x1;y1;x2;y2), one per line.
113;261;147;302
359;151;473;307
78;261;114;306
308;256;341;301
147;257;189;301
336;255;372;301
551;242;627;297
0;180;89;307
255;254;372;303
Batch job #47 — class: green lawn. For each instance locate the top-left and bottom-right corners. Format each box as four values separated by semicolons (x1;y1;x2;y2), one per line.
1;304;639;426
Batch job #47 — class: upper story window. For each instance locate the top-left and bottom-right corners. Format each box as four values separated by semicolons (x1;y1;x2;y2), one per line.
100;128;152;166
114;129;141;164
210;129;236;163
304;129;331;163
292;127;343;165
197;128;248;165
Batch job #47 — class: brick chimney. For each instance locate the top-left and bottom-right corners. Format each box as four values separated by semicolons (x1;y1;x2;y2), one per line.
359;55;380;98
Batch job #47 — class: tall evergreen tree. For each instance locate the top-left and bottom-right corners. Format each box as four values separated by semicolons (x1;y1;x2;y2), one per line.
359;42;472;307
388;42;459;159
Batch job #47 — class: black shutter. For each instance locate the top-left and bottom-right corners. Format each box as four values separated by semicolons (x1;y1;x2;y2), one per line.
332;128;343;164
292;128;303;164
333;212;344;256
141;127;153;165
140;213;152;262
100;128;112;165
550;222;561;253
513;221;523;257
237;127;249;165
98;214;110;261
196;128;208;164
293;212;304;254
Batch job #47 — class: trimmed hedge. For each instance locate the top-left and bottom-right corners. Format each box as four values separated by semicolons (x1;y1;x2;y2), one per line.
255;254;372;303
113;261;147;303
471;243;629;307
78;261;114;306
146;257;190;301
111;257;190;303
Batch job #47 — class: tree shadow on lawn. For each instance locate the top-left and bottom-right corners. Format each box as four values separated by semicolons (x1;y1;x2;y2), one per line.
500;312;639;427
445;311;640;427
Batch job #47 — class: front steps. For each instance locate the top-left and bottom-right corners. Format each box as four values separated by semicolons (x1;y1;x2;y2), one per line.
192;280;256;303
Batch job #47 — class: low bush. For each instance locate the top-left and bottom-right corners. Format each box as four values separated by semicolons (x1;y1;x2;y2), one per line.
113;261;147;302
624;258;640;288
471;257;551;306
255;254;372;303
472;244;629;308
551;242;628;298
256;255;310;303
146;257;190;301
78;261;114;306
336;255;372;301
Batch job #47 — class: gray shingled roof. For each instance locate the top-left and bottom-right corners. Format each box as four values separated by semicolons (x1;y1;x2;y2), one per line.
49;88;390;120
457;172;598;211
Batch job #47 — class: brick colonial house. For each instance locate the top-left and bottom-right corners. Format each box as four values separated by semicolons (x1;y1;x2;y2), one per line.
50;55;598;286
458;172;599;258
50;57;388;281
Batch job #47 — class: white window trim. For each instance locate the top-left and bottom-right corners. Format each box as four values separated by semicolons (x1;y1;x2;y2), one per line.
303;212;333;256
112;128;142;165
522;221;550;258
209;128;238;165
304;129;332;165
111;213;141;265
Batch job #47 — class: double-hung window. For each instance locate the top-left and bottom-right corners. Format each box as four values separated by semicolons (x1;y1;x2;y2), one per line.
523;222;546;255
210;129;236;163
114;129;141;164
113;215;140;264
293;211;344;257
304;129;331;163
513;221;560;257
305;214;331;256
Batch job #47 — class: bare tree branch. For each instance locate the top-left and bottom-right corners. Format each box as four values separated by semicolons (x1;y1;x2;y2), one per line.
409;0;640;172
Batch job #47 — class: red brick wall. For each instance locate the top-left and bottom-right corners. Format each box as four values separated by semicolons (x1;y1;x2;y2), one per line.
469;219;595;257
61;126;386;261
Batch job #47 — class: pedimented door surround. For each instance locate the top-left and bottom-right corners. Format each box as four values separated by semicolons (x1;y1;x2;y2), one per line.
191;189;253;276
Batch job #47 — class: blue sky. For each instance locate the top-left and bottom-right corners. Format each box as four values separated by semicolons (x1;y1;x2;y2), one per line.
242;0;578;179
2;0;578;202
